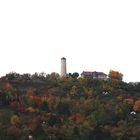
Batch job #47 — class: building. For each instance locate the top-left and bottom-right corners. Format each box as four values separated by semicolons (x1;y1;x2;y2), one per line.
81;71;107;79
61;57;67;77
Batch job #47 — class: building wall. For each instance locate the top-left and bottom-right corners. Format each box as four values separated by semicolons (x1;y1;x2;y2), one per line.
81;71;107;79
98;75;107;79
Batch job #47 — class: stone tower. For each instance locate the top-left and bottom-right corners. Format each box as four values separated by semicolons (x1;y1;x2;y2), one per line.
61;57;67;77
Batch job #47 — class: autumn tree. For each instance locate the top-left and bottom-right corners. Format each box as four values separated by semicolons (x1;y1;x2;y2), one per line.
10;114;20;126
2;82;15;104
56;100;71;117
108;70;123;81
133;100;140;111
46;72;60;86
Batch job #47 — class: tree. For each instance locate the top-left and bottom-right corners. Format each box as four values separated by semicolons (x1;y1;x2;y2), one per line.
133;100;140;111
10;114;20;126
69;72;79;79
57;100;71;116
5;72;20;80
2;83;15;104
108;70;123;81
48;114;61;126
22;73;31;80
40;101;50;111
32;121;46;139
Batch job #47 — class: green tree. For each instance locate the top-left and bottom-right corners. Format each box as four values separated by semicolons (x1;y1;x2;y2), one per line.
69;72;79;79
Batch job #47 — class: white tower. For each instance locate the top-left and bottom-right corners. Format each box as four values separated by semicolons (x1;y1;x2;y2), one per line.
61;57;67;77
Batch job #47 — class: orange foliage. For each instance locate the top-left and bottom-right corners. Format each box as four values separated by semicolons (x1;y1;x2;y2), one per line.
124;98;134;105
46;95;59;112
133;100;140;111
10;115;20;126
26;106;36;113
26;88;34;96
79;78;88;86
29;95;43;107
46;95;52;102
108;70;123;80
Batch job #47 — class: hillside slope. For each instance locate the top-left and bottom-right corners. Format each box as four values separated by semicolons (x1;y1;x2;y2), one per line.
0;73;140;140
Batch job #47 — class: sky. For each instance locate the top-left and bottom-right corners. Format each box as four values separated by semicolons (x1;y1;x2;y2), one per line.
0;0;140;82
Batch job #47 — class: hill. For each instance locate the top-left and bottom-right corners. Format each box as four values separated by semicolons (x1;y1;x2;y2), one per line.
0;72;140;140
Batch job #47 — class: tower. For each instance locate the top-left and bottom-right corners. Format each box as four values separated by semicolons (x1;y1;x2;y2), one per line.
61;57;67;77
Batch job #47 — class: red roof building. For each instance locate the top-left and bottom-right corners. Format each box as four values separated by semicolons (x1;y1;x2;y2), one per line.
81;71;107;79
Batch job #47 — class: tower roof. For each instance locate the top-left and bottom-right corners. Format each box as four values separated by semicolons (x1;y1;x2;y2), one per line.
61;57;66;60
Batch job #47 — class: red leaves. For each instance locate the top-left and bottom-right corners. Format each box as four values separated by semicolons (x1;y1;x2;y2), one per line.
10;101;21;108
3;82;13;90
70;113;82;124
124;98;134;105
16;107;26;112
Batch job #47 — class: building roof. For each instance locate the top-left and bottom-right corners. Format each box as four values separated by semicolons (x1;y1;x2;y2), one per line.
81;71;107;76
97;72;107;76
81;71;93;75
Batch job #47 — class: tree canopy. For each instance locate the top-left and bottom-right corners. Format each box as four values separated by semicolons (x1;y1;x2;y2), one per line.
0;71;140;140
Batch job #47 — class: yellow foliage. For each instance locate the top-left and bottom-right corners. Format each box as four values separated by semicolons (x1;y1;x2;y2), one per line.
26;107;36;113
108;70;123;80
10;115;20;125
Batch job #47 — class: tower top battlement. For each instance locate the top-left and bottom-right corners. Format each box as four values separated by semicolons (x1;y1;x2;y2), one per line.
61;57;66;60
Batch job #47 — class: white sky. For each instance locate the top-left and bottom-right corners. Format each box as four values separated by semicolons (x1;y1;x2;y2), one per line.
0;0;140;82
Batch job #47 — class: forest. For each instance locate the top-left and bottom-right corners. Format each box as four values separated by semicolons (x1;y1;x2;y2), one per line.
0;71;140;140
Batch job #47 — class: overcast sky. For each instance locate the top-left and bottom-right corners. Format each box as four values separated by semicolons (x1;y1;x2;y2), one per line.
0;0;140;82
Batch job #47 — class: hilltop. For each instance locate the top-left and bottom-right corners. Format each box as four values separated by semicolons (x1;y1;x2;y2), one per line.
0;72;140;140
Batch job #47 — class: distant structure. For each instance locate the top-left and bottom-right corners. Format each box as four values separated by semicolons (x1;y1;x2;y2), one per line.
81;71;107;79
61;57;67;77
